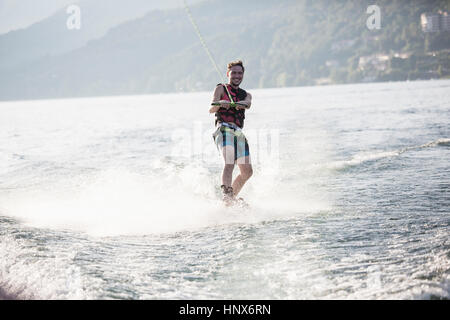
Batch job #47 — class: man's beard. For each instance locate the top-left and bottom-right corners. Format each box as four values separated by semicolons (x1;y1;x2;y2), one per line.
231;79;242;86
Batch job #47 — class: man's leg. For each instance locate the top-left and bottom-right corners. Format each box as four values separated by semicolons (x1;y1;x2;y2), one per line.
221;145;235;204
232;156;252;197
231;133;252;197
215;127;235;188
221;145;235;187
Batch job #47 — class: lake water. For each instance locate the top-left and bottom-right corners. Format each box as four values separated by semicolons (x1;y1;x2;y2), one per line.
0;79;449;299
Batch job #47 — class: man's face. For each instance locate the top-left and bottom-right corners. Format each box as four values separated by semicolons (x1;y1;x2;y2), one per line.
227;65;244;87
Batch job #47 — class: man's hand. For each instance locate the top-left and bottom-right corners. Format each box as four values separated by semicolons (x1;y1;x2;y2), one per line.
235;101;249;110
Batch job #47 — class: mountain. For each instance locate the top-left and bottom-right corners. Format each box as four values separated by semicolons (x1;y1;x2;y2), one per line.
1;0;449;101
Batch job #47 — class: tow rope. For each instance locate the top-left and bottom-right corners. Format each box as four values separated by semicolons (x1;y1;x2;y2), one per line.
182;0;236;106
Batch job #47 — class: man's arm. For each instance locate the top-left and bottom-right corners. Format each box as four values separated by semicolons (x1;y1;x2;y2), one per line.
209;85;225;113
236;92;252;110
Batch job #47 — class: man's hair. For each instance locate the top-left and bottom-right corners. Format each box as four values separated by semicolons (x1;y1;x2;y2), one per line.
227;60;245;72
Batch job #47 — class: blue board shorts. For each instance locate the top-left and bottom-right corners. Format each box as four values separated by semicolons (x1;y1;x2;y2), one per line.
213;123;250;162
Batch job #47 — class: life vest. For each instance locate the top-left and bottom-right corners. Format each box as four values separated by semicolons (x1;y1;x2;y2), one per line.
215;84;247;129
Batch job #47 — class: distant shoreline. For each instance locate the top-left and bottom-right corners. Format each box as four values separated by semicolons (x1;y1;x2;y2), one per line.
0;78;449;104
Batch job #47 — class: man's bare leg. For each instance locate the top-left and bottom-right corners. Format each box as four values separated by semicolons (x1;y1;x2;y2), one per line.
221;145;235;186
232;156;253;197
220;146;235;205
222;164;234;187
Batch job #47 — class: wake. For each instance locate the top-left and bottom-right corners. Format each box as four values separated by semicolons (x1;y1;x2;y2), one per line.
327;138;450;170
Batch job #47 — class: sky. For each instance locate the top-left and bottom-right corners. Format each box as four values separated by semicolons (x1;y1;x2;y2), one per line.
0;0;74;34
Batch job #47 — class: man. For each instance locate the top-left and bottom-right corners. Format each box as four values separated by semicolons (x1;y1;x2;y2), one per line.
209;60;253;206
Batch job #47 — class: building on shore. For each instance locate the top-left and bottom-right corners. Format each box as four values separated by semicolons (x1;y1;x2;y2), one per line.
358;54;390;72
441;11;450;31
421;11;450;32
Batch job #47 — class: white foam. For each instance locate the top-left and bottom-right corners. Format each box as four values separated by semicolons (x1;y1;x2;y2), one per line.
0;161;328;237
0;235;91;300
327;150;400;170
326;137;450;170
